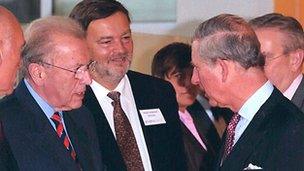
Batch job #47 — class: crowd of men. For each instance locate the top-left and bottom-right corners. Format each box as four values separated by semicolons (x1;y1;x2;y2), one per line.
0;0;303;170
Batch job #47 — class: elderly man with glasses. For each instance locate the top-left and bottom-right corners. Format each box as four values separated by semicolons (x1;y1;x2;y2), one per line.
249;13;304;112
0;16;105;170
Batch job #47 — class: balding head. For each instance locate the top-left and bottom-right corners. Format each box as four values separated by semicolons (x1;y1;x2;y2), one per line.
0;6;24;96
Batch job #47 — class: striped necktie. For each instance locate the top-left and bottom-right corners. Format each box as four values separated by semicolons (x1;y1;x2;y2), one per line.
51;112;77;160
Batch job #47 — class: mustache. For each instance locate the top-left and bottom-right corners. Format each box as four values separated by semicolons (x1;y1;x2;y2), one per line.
89;53;132;70
110;53;132;62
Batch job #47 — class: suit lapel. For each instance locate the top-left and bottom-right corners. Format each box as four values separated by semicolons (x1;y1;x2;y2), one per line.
188;101;221;153
291;74;304;110
220;89;280;170
126;71;153;140
63;110;94;170
84;86;127;170
126;71;158;167
15;81;78;170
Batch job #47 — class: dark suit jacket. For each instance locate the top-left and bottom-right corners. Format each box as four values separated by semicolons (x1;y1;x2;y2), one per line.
291;74;304;112
84;70;187;171
0;80;105;171
182;100;221;171
188;100;222;153
216;88;304;171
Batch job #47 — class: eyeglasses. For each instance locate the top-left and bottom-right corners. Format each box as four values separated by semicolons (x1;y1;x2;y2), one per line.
40;60;94;74
265;53;288;61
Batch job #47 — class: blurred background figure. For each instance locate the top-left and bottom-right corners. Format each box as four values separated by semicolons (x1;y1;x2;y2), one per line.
250;13;304;112
0;6;24;96
152;42;220;171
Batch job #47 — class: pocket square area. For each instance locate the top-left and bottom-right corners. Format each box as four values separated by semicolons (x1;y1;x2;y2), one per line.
244;163;262;170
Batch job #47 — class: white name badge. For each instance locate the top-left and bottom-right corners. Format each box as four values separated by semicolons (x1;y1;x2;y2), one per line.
139;108;166;126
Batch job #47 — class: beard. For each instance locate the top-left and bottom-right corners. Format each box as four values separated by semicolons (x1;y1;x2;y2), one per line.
92;53;132;83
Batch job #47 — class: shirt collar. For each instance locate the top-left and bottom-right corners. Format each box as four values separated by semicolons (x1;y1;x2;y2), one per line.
90;74;130;99
238;81;274;121
24;79;56;119
283;74;303;100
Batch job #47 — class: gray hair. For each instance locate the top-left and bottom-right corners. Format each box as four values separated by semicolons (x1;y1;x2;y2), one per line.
249;13;304;54
193;14;264;69
21;16;85;78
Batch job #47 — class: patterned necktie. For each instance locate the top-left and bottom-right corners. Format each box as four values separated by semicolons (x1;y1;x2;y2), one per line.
107;91;144;171
222;113;241;160
51;112;77;161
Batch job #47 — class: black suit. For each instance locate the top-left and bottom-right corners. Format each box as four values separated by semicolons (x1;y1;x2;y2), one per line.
84;70;187;171
0;80;104;171
188;100;221;153
216;88;304;171
291;75;304;112
181;100;221;171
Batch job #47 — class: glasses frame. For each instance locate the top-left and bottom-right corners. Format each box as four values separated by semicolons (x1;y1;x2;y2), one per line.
265;52;289;61
40;60;94;74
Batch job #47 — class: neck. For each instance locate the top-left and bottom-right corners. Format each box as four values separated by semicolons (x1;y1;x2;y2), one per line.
278;72;301;92
179;107;186;113
91;72;121;90
229;68;268;112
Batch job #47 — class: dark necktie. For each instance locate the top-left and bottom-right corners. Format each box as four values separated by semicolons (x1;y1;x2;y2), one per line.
51;112;77;161
107;91;144;171
222;113;241;160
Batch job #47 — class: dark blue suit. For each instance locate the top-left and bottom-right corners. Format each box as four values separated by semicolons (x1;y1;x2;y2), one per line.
0;80;105;171
216;88;304;171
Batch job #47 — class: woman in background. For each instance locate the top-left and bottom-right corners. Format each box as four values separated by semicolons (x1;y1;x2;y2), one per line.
151;42;221;171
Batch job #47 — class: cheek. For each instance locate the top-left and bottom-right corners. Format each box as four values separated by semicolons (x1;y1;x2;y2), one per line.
126;42;133;53
264;60;286;80
57;78;77;99
92;49;108;61
264;64;275;78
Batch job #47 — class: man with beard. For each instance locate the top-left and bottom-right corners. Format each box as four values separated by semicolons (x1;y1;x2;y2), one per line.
69;1;186;171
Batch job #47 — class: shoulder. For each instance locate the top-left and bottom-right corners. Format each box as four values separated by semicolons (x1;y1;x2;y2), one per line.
264;88;304;132
66;105;93;123
0;93;20;120
127;70;175;92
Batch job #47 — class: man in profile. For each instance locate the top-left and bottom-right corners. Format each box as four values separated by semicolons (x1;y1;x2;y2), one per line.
250;13;304;112
70;1;186;170
191;14;304;170
0;16;104;170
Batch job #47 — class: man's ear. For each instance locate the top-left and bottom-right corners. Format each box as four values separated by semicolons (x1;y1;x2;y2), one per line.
217;59;229;82
28;63;46;86
289;49;304;72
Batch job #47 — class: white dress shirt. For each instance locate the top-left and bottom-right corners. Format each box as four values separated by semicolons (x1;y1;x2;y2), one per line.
90;75;152;171
233;81;274;146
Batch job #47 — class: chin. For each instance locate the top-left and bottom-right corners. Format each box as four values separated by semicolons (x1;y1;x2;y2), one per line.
208;100;218;107
1;88;14;96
